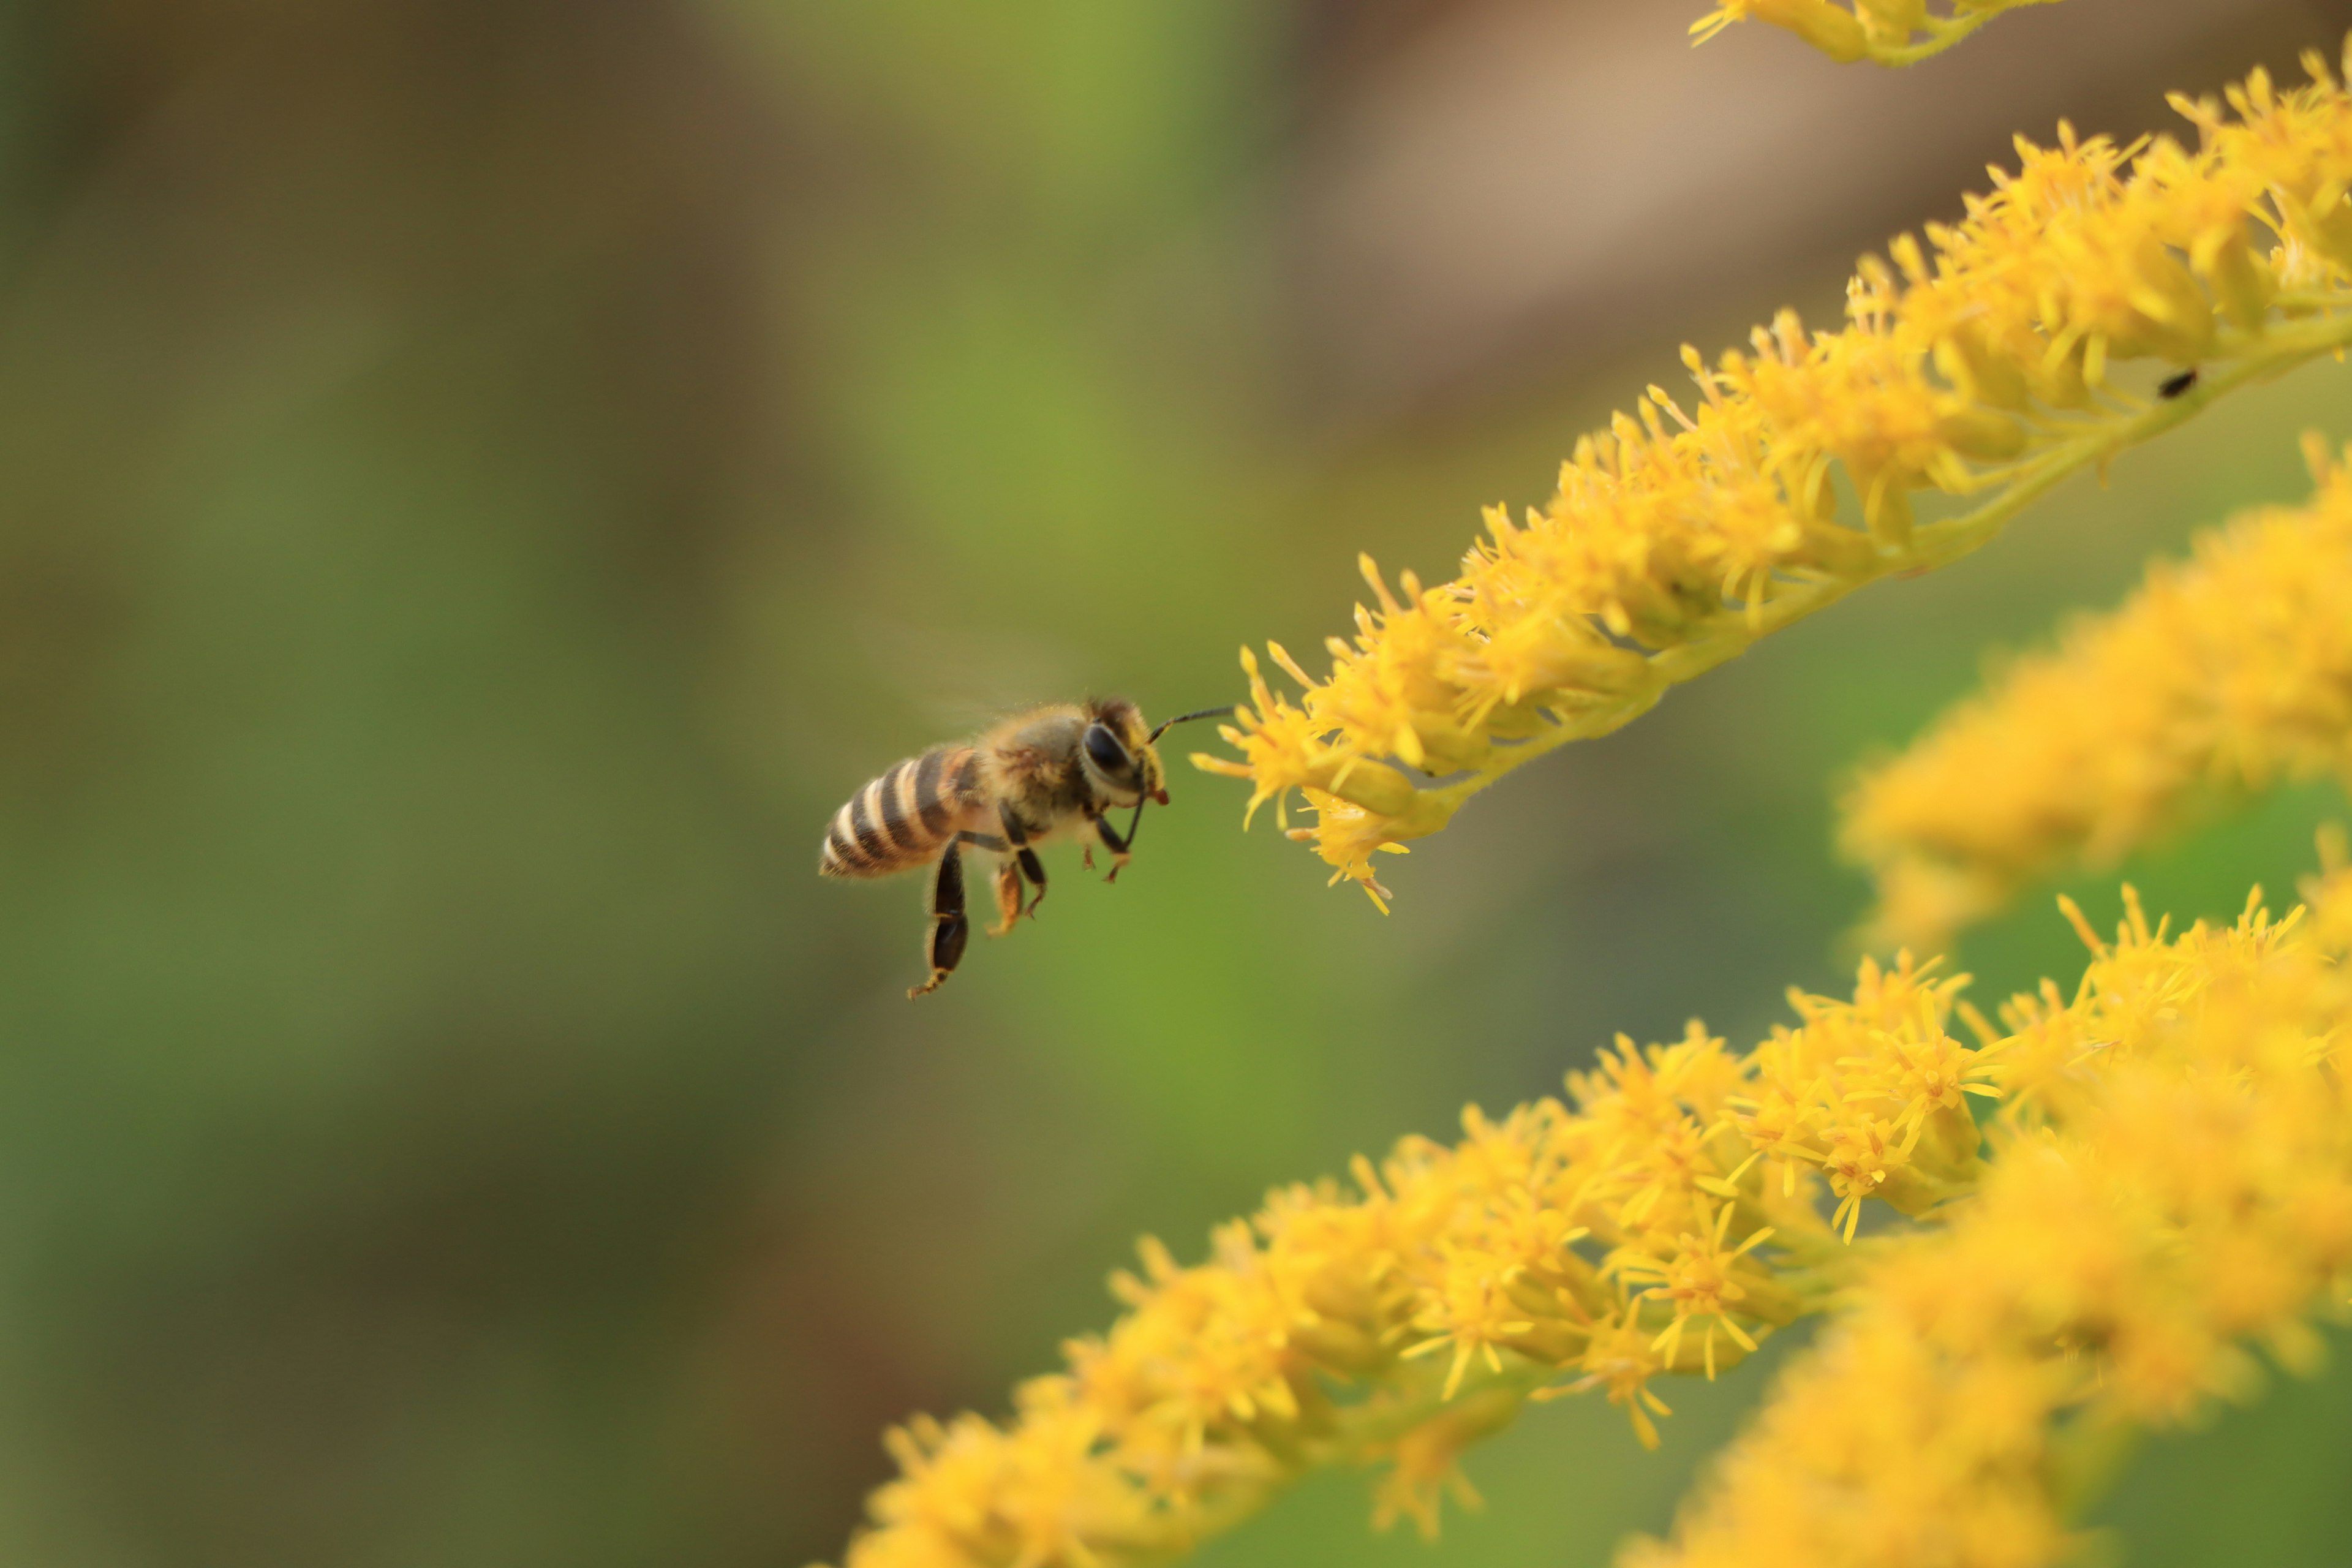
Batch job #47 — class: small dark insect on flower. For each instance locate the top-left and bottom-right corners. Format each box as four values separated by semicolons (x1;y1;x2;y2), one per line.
2158;368;2199;399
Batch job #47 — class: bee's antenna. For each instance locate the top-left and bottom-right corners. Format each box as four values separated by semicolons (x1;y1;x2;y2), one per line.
1148;705;1235;744
1122;706;1232;854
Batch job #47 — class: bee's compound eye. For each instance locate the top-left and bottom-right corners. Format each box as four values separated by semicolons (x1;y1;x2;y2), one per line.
1083;723;1132;776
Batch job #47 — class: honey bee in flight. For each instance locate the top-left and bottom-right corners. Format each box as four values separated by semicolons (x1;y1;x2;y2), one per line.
820;699;1231;997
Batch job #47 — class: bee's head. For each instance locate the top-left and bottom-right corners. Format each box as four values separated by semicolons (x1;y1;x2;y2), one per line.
1081;697;1166;807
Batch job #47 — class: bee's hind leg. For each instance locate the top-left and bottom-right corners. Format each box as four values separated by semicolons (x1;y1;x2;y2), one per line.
909;847;970;998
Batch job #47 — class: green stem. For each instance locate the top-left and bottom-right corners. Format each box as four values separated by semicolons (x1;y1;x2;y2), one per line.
1406;309;2352;831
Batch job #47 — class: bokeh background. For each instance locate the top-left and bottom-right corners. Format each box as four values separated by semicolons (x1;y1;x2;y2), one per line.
5;1;2351;1565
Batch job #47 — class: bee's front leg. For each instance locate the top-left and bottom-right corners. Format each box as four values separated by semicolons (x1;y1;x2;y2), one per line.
1089;811;1133;884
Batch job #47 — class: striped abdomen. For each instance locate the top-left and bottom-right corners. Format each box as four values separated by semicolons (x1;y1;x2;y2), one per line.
820;746;979;878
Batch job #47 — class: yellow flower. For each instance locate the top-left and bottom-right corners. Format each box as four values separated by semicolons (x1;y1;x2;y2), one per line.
1630;874;2352;1568
1728;952;1994;1232
1205;50;2352;906
1844;437;2352;951
1690;0;2059;67
826;954;2020;1568
831;862;2352;1568
865;1402;1163;1568
1186;647;1344;831
1611;1200;1775;1381
1689;0;1866;62
1282;788;1409;913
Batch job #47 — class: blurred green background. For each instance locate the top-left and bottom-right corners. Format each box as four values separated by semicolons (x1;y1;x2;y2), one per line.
2;2;2349;1565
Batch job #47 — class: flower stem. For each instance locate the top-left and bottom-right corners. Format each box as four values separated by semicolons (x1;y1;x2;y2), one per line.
1872;10;1999;68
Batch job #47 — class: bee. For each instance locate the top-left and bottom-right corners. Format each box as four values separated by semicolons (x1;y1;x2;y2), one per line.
820;699;1231;997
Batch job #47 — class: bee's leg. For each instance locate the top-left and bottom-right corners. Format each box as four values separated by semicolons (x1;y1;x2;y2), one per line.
947;829;1020;937
908;847;970;998
989;856;1023;936
1088;810;1131;883
995;804;1047;921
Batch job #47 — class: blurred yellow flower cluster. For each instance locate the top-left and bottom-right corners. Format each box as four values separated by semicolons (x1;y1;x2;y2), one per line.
1197;50;2352;908
1689;0;2056;67
1846;437;2352;952
835;968;2000;1568
1632;869;2352;1568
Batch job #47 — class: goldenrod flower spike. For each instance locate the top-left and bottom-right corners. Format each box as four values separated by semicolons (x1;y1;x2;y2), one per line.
1844;436;2352;952
1203;48;2352;907
1690;0;2059;67
1626;875;2352;1568
828;964;2009;1568
830;872;2352;1568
